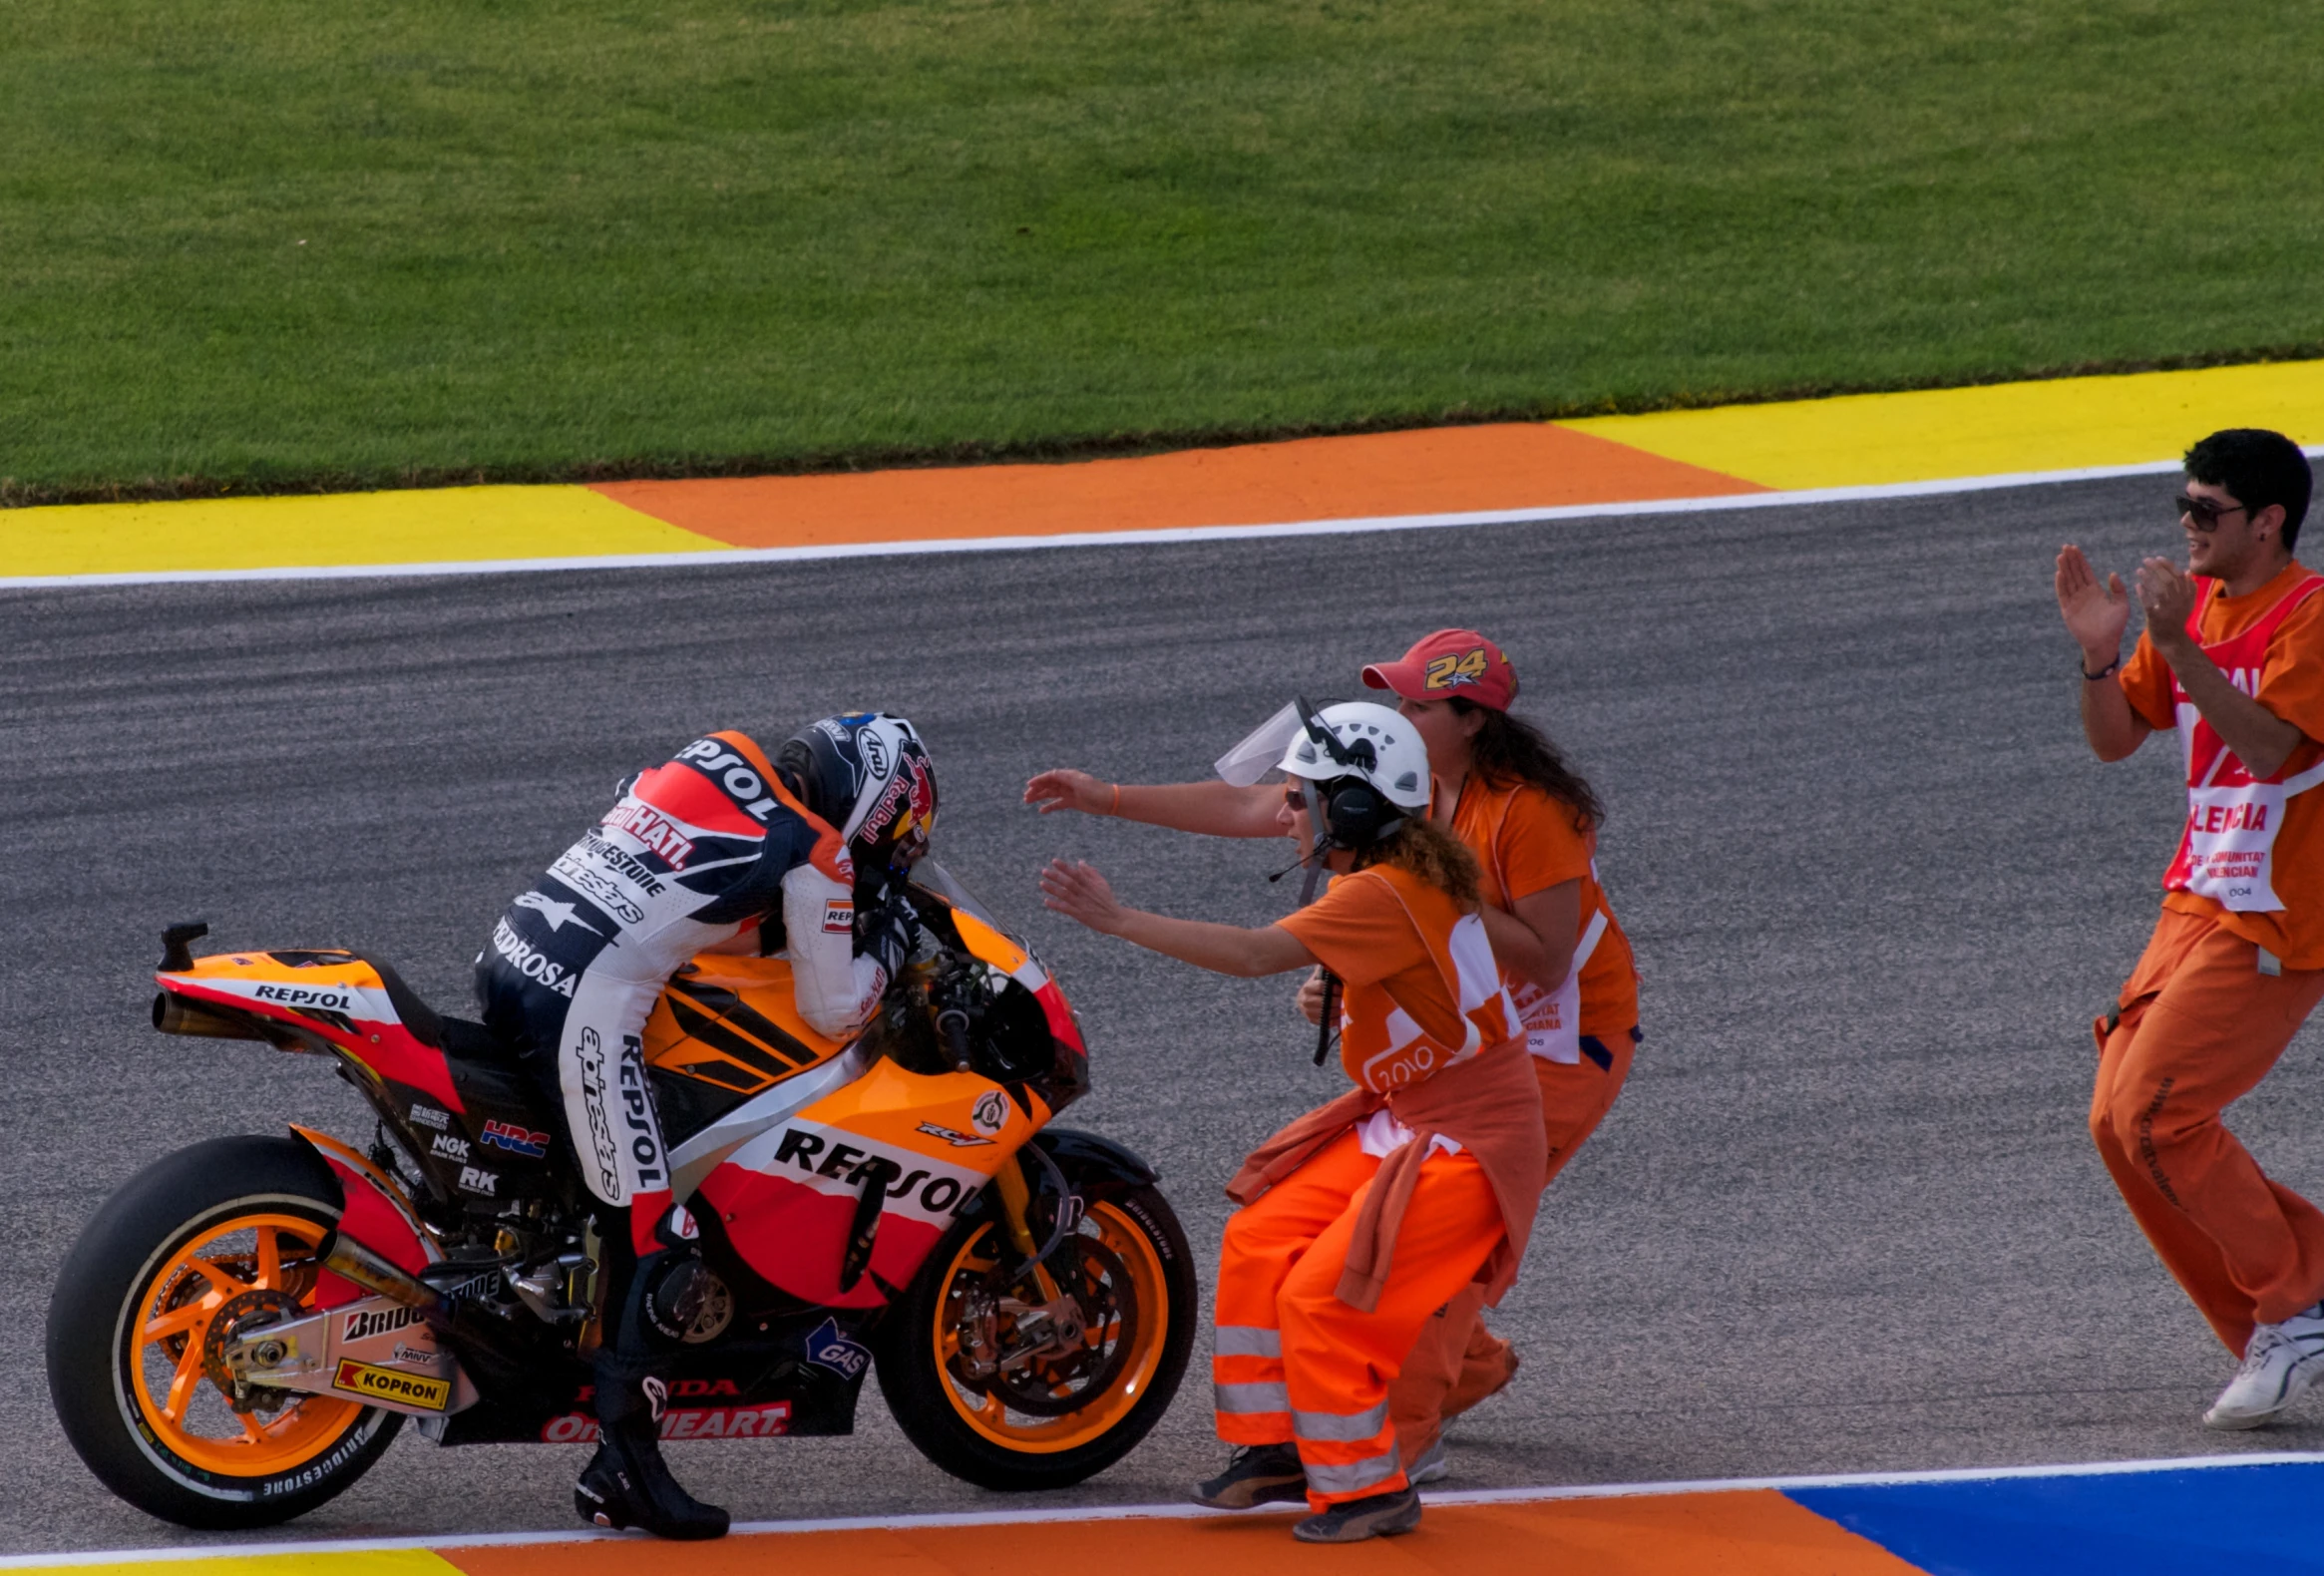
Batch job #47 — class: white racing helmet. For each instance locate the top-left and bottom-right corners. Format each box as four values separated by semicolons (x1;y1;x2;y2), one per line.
1277;699;1429;849
778;712;939;884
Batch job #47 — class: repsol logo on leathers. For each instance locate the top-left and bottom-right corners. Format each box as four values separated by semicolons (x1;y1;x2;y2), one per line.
617;1034;666;1191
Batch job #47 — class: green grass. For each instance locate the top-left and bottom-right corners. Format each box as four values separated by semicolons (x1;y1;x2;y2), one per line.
5;0;2324;502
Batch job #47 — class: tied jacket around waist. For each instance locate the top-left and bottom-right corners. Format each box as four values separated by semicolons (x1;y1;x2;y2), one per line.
1234;863;1550;1312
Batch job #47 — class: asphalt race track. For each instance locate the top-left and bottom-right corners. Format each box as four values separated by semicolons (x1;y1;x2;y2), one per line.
7;473;2324;1552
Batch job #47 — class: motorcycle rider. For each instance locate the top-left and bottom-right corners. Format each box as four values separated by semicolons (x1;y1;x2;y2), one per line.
477;712;939;1539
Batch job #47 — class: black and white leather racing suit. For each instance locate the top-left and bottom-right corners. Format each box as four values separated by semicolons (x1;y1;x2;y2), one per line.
476;727;909;1246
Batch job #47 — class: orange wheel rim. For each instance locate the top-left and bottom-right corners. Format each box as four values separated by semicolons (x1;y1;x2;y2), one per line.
128;1211;364;1478
935;1201;1171;1453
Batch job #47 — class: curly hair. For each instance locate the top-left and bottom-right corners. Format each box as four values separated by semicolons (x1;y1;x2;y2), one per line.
1449;697;1605;833
1353;816;1480;908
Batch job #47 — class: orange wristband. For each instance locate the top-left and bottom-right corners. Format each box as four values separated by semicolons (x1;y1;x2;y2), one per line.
1109;782;1122;816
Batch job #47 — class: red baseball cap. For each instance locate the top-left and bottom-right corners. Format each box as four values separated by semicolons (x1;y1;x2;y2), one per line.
1360;628;1519;710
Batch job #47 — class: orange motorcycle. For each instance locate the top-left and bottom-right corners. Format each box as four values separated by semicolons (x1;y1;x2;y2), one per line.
46;865;1192;1529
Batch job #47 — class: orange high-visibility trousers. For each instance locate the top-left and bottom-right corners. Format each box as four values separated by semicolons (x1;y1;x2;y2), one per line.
2092;910;2324;1356
1388;1034;1635;1463
1212;1129;1506;1509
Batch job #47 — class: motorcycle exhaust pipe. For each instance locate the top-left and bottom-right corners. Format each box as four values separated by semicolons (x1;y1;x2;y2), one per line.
152;992;265;1041
321;1233;451;1317
321;1233;538;1381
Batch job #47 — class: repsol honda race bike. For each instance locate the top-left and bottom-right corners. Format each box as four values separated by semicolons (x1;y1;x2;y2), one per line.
47;864;1193;1529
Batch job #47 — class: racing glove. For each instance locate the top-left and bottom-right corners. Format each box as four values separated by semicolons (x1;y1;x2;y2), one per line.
859;897;922;986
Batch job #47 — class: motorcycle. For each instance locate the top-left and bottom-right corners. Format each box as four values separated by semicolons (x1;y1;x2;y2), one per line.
46;864;1193;1530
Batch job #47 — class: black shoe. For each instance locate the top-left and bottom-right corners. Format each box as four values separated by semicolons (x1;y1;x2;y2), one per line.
1193;1442;1309;1509
574;1419;730;1540
1292;1486;1421;1543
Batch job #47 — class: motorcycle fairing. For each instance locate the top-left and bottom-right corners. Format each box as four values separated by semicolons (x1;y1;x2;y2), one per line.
160;953;566;1208
699;1058;1042;1309
424;1312;877;1445
156;952;462;1108
643;959;848;1101
292;1125;438;1311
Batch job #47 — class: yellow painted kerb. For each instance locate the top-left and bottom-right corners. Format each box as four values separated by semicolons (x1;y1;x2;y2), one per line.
1567;359;2324;491
0;486;724;578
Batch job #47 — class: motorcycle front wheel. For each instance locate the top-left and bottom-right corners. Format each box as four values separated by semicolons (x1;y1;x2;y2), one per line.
877;1172;1194;1490
46;1136;401;1529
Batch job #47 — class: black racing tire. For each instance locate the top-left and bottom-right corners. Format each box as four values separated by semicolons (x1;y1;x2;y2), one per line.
46;1135;403;1529
876;1168;1195;1491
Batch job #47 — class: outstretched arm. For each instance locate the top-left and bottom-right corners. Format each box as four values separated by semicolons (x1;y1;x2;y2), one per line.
1040;859;1317;977
2058;543;2149;762
1024;770;1284;838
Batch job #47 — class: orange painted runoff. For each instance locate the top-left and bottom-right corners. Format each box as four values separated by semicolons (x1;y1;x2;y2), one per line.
589;423;1760;550
442;1492;1924;1576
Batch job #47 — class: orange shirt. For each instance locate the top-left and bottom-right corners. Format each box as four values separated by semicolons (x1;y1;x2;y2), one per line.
1277;865;1518;1091
2121;561;2324;967
1445;776;1640;1038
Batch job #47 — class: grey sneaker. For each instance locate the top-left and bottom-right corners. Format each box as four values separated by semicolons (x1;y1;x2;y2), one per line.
1407;1437;1450;1485
1194;1442;1309;1509
2205;1304;2324;1429
1293;1485;1422;1543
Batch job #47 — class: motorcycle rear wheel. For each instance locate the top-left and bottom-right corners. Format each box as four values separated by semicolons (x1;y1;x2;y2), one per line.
46;1136;402;1529
877;1176;1194;1490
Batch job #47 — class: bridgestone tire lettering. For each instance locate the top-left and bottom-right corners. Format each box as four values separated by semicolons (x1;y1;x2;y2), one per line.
45;1136;404;1529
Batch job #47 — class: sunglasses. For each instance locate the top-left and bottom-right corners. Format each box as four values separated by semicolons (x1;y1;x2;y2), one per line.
2177;494;2251;531
1283;787;1309;810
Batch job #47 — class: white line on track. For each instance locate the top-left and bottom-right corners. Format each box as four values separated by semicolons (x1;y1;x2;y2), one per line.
7;1449;2319;1566
0;460;2188;592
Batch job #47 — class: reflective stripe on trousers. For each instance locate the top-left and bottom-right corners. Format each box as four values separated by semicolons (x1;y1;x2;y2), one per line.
1303;1449;1402;1497
1214;1380;1290;1414
1293;1399;1387;1442
1213;1325;1281;1359
1210;1129;1507;1507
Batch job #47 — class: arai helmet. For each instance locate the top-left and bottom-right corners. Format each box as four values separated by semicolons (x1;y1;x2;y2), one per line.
778;712;939;884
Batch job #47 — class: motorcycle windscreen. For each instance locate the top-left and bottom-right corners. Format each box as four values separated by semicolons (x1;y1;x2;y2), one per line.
695;1059;1032;1308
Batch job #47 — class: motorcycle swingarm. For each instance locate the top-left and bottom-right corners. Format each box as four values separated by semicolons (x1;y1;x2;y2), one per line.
215;1291;481;1421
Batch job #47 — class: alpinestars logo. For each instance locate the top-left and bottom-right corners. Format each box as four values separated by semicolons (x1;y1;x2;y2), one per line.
513;891;601;935
578;1028;623;1200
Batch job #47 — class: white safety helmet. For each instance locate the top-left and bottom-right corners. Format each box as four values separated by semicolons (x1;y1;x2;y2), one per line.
1276;699;1430;849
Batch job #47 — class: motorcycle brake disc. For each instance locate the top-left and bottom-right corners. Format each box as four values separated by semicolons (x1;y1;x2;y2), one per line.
978;1234;1139;1418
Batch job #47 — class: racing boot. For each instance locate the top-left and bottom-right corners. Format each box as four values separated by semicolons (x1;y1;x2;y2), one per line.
574;1374;730;1540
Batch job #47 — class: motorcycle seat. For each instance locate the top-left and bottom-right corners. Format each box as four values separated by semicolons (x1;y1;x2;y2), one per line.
355;953;511;1063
